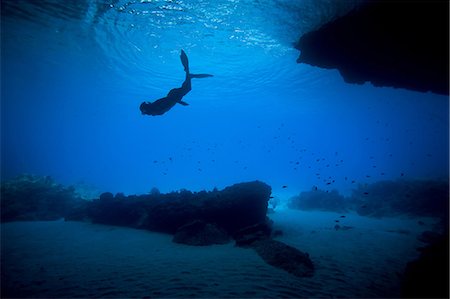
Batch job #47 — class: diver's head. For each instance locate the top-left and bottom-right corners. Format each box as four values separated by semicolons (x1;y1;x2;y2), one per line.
140;102;150;115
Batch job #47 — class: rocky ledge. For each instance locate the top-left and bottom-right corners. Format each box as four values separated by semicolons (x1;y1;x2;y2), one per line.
296;1;449;95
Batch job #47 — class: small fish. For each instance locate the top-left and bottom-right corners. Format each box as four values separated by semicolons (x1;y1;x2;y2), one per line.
363;192;369;195
282;185;287;189
269;196;274;199
335;220;340;223
340;215;346;218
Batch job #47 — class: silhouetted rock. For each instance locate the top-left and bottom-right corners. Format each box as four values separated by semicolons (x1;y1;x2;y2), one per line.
296;1;449;95
402;234;449;298
173;220;230;246
350;180;449;219
86;181;272;236
252;239;314;278
234;221;273;247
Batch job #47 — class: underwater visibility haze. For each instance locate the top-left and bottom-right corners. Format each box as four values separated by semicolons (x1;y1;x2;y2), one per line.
2;0;448;197
1;0;449;298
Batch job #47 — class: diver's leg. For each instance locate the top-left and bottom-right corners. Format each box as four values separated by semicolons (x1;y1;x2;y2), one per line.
178;49;213;96
177;50;191;96
180;72;192;96
180;49;189;73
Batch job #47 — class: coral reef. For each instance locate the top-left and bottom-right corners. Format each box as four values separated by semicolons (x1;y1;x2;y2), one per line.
289;180;449;221
1;176;317;278
350;180;449;219
1;174;83;222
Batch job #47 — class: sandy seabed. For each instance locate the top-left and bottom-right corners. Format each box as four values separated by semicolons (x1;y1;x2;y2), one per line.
1;209;432;298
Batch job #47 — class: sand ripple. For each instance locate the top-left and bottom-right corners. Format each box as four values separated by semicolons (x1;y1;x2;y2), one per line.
1;210;425;298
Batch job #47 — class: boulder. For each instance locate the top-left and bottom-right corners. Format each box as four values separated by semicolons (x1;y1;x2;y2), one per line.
235;221;314;278
252;239;314;278
234;221;273;247
173;220;230;246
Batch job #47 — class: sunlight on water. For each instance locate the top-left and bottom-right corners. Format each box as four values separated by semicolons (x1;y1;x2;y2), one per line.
2;0;362;98
91;0;362;97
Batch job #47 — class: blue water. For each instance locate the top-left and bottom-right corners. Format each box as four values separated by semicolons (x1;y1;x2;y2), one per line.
2;0;448;198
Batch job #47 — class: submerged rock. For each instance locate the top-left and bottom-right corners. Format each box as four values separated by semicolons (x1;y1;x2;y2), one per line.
234;221;273;247
173;220;230;246
234;221;314;278
296;1;449;95
1;174;83;222
86;180;271;236
252;239;314;278
402;234;449;298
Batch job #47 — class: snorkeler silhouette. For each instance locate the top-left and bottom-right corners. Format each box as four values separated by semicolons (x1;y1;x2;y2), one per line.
139;50;213;116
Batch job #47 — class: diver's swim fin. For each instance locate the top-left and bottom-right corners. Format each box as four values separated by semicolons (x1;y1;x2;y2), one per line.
178;100;189;106
190;73;214;78
180;49;189;72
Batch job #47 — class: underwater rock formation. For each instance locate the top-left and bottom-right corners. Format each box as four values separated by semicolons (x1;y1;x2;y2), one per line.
86;181;271;237
234;221;314;277
350;179;449;219
173;220;230;246
252;239;314;278
288;188;348;213
289;179;449;221
296;1;449;95
234;220;314;277
234;221;273;247
1;174;83;222
401;234;449;298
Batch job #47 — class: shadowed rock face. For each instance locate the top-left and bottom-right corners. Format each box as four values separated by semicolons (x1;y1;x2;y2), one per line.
296;1;449;95
402;234;449;298
85;181;271;236
173;220;230;246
